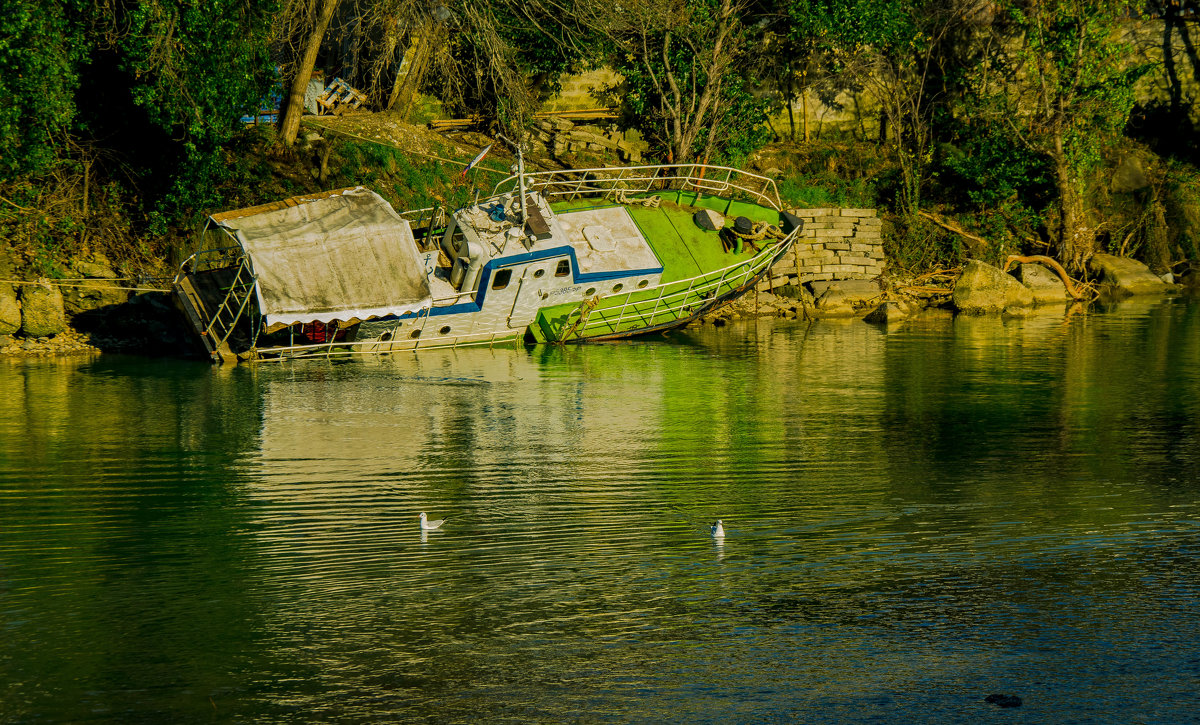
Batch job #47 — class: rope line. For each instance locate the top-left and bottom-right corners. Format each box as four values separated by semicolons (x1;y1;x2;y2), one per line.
0;279;170;292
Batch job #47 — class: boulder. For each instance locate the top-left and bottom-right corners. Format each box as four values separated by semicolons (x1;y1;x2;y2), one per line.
19;280;67;337
809;279;880;316
862;300;907;325
1088;253;1169;296
70;257;117;279
1111;154;1149;193
63;258;129;315
693;208;725;231
952;259;1034;313
1015;263;1070;304
63;279;131;315
0;283;21;336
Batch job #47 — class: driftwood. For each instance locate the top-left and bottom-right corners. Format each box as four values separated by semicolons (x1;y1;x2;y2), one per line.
912;210;1086;301
917;210;989;250
1002;254;1085;300
891;267;961;298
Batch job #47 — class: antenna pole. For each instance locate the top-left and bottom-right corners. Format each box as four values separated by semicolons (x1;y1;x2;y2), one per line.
497;133;528;227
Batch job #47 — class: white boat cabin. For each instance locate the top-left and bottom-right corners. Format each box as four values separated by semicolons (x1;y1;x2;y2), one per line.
355;188;665;347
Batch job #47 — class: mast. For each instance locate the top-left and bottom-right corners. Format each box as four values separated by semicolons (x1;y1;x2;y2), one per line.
498;133;527;227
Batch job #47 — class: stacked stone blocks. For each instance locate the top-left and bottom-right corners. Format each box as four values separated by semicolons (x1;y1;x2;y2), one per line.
757;208;883;292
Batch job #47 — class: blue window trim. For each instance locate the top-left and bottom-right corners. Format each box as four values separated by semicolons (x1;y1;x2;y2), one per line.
395;245;663;319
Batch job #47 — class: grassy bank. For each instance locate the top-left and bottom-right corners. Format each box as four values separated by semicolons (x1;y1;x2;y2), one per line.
2;115;1197;291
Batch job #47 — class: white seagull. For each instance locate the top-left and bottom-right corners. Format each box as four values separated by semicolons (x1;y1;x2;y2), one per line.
420;512;446;531
711;519;725;538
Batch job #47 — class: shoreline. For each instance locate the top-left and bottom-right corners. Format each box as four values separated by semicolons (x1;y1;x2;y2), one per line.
4;285;1194;363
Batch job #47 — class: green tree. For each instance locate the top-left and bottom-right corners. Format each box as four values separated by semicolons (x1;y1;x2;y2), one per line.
109;0;280;223
969;0;1148;270
0;0;86;177
593;0;766;164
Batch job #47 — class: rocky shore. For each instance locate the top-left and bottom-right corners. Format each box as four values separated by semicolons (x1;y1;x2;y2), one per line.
1;249;193;360
1;242;1194;362
696;253;1195;329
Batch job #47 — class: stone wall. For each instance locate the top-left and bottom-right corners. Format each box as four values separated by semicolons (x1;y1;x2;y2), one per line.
527;118;649;161
756;208;883;292
541;21;1197;140
542;70;622;111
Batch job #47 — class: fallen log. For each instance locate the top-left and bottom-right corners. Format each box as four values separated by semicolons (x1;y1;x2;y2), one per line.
1002;254;1085;300
917;210;989;250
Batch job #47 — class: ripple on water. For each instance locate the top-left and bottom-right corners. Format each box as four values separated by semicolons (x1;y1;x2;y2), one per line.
1;304;1199;721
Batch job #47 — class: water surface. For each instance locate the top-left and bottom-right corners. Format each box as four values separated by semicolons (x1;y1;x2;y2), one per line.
2;298;1198;722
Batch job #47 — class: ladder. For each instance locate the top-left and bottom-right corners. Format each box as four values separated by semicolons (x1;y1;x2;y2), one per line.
176;258;257;363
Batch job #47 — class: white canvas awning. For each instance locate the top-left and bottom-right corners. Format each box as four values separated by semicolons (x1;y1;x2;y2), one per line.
215;187;432;327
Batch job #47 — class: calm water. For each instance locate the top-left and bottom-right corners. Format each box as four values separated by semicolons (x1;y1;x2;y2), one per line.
2;298;1199;723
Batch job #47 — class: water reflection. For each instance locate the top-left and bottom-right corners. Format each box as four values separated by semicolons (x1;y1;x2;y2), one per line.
0;298;1197;722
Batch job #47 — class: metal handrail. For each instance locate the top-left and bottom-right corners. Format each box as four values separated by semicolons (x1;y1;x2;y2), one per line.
564;229;797;339
492;163;782;211
176;245;244;279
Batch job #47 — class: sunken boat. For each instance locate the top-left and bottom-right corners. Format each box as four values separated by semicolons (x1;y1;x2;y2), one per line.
173;161;802;362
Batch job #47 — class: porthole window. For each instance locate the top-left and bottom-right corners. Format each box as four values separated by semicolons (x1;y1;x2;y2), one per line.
410;329;421;339
555;260;571;277
585;287;597;296
612;283;624;293
492;269;513;289
637;280;649;288
380;332;393;342
533;269;545;278
439;326;451;335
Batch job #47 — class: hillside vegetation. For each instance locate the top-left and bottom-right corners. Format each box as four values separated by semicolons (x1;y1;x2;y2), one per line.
1;0;1198;284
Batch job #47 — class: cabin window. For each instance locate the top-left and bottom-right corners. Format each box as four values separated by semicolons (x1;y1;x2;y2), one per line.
637;280;649;288
555;260;571;277
533;269;545;278
492;269;513;289
585;287;597;296
439;326;451;335
612;283;624;293
380;332;393;342
410;329;421;339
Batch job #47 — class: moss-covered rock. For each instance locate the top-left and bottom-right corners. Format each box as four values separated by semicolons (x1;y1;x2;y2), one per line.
1088;253;1170;296
19;281;66;337
0;284;21;336
952;259;1034;313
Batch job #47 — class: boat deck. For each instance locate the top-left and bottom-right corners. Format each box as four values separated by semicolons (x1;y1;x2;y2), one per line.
550;191;778;282
529;191;792;342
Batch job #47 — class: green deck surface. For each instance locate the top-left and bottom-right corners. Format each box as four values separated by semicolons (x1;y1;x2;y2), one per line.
534;193;787;343
551;193;777;283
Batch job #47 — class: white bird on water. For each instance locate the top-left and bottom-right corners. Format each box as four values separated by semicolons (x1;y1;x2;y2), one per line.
420;512;446;531
711;519;725;538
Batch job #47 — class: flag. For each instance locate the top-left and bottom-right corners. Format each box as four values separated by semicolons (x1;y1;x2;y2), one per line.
461;144;492;177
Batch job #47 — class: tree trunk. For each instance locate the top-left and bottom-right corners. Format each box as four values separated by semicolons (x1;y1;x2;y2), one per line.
802;87;810;143
1053;133;1091;272
784;77;795;142
389;31;430;118
278;0;340;147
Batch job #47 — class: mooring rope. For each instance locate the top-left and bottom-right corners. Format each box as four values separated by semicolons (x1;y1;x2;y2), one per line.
0;279;171;293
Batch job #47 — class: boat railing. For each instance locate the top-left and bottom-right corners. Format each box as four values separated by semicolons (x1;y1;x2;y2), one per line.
175;245;245;279
492;164;783;211
558;228;799;340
